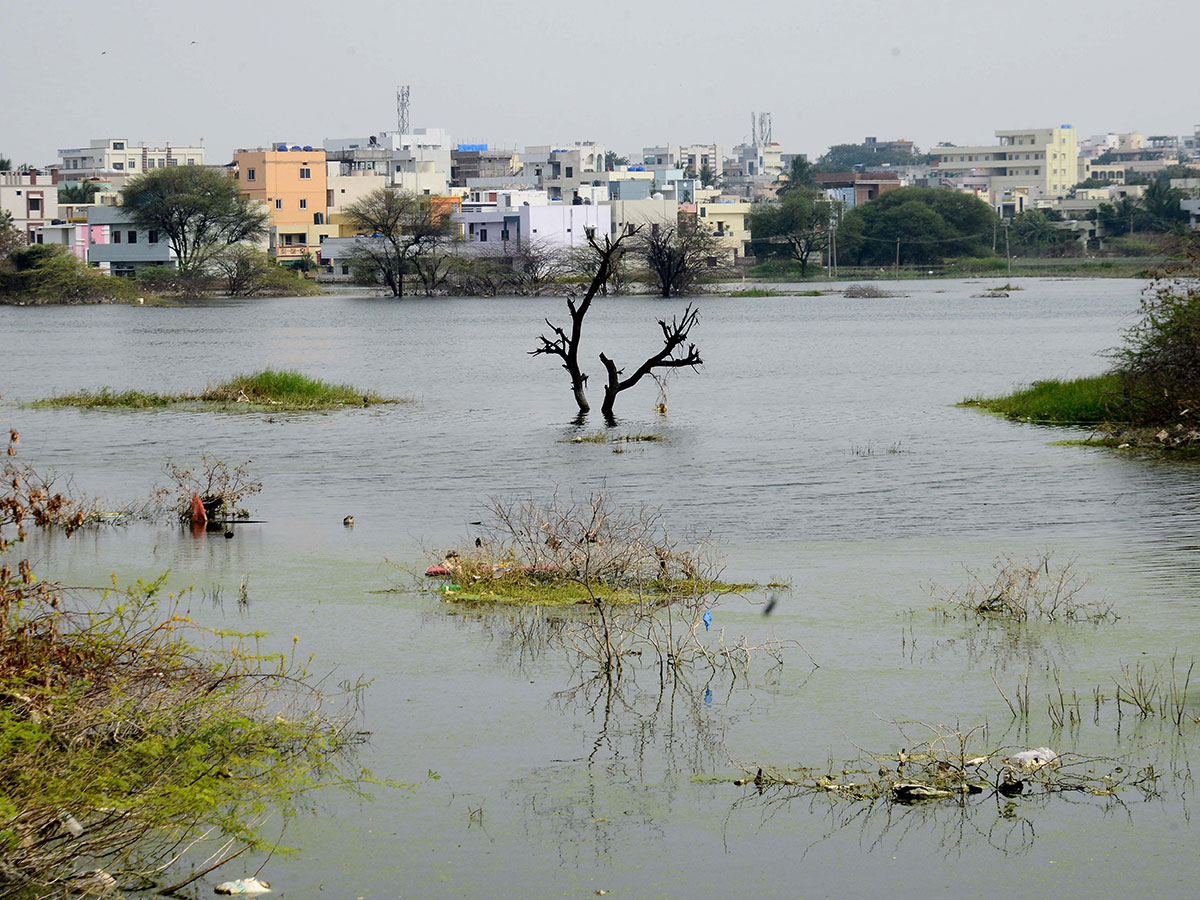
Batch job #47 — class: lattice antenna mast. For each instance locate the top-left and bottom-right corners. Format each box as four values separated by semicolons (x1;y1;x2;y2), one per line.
396;85;410;136
758;112;772;145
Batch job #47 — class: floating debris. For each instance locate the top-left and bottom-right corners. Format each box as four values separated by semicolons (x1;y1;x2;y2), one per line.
215;878;271;895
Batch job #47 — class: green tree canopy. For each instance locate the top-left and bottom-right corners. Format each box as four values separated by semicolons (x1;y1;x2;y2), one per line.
778;156;814;194
121;166;268;274
749;187;831;275
816;143;927;171
836;186;998;265
1139;179;1189;232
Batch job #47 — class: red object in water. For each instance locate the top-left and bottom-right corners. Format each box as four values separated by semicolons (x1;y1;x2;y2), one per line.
190;492;207;525
425;565;452;577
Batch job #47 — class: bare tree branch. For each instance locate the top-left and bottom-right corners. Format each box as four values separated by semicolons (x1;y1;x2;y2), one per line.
599;304;703;421
529;227;639;416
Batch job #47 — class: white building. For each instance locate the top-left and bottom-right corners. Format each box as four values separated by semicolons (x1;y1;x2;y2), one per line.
455;190;610;251
524;142;605;203
0;172;59;239
56;138;205;180
324;129;452;196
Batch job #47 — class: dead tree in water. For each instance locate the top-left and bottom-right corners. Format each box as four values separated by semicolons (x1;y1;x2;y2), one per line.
599;305;702;422
530;228;635;416
531;226;704;423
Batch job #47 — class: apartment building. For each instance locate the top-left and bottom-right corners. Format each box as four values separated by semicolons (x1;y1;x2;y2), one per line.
0;172;59;238
933;126;1079;200
233;144;335;264
56;138;205;182
325;129;453;196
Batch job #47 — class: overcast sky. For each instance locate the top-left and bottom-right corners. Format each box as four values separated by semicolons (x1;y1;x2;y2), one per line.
3;0;1197;167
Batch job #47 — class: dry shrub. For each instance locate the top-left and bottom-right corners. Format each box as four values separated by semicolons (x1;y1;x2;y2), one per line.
929;552;1114;623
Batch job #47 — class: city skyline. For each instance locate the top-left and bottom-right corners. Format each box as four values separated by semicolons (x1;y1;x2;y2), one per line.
4;0;1197;168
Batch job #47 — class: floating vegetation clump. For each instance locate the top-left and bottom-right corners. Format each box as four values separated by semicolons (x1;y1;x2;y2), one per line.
30;369;399;411
563;432;665;445
729;725;1159;809
928;552;1115;623
421;491;752;608
844;284;901;299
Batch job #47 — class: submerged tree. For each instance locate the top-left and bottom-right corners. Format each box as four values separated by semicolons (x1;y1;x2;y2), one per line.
122;166;268;275
342;188;458;297
531;227;704;423
635;220;728;298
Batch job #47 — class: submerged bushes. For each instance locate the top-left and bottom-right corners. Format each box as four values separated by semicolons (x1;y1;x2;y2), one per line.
0;432;372;895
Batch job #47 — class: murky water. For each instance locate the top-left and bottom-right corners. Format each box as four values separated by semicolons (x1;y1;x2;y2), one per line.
4;277;1200;899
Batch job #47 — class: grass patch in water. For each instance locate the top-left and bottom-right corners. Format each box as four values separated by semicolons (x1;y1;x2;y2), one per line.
958;374;1121;425
30;368;398;411
563;432;665;444
432;572;757;607
29;388;174;409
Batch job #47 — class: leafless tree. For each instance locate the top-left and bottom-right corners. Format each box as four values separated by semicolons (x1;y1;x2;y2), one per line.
532;227;705;422
509;238;569;295
530;228;635;416
635;219;730;297
598;305;702;421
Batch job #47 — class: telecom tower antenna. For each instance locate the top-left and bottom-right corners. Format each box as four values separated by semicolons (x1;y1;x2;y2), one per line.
759;112;772;145
396;85;410;136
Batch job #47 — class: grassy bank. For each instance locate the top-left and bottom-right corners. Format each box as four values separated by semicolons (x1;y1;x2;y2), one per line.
29;368;399;411
961;374;1200;455
959;374;1122;424
744;257;1153;282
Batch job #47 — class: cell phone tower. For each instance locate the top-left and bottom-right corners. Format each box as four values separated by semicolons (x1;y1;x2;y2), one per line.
397;85;410;136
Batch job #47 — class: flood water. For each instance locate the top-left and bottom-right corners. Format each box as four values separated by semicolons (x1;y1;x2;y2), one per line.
4;277;1200;899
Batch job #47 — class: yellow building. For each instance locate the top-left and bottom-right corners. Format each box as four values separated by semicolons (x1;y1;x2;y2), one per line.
233;145;336;264
933;126;1079;201
697;199;752;260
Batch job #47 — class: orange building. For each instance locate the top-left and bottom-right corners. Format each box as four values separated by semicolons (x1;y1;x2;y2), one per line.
233;145;335;264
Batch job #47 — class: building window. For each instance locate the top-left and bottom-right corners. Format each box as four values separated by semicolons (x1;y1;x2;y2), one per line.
149;230;158;243
112;230;121;243
113;162;124;170
313;213;324;225
187;159;196;165
28;198;41;213
113;141;124;150
299;167;311;179
128;230;137;243
500;228;509;241
275;199;282;209
479;228;488;241
167;159;178;166
148;159;156;168
128;159;137;168
341;265;350;275
299;198;308;209
247;168;256;181
566;166;573;177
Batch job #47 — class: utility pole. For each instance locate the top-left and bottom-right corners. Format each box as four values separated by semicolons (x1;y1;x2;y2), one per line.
895;236;900;277
1004;222;1011;275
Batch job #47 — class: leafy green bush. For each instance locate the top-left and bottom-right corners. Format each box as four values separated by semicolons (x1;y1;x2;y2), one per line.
1111;254;1200;424
0;245;141;304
